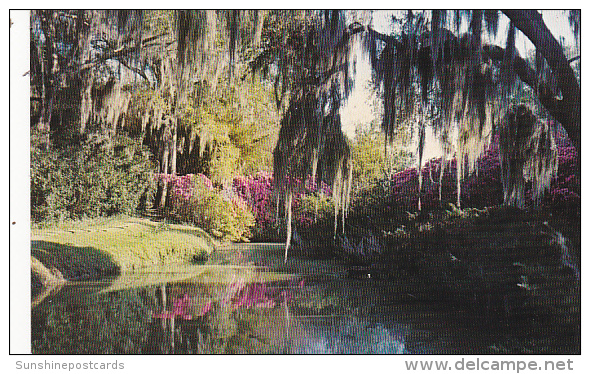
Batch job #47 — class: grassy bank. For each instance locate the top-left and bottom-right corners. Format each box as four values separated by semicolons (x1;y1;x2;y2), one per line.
32;216;217;283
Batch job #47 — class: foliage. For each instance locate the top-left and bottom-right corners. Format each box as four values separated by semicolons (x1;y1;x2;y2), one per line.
31;133;156;222
32;288;153;354
233;172;276;233
125;77;280;183
30;10;580;231
55;160;342;244
351;128;388;192
355;132;579;216
31;216;215;272
261;11;360;230
350;124;413;194
184;81;279;181
294;194;335;229
158;174;255;242
232;172;334;239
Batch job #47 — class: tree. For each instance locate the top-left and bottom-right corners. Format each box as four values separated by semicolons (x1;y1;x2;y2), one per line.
241;9;580;257
30;10;271;206
502;10;580;151
248;11;365;258
355;10;579;208
30;10;144;146
30;9;580;245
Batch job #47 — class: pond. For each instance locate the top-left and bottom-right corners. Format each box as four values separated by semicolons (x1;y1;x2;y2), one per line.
31;243;576;354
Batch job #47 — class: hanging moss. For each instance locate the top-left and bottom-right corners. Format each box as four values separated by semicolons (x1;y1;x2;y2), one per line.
360;11;562;210
269;11;360;259
499;104;557;208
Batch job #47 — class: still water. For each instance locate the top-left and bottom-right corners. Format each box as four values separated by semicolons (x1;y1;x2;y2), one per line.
31;243;570;354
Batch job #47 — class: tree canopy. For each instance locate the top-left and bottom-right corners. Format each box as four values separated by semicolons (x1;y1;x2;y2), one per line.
30;10;580;211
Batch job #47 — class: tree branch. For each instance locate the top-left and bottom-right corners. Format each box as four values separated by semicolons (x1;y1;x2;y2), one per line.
568;55;580;63
502;9;580;151
483;45;561;114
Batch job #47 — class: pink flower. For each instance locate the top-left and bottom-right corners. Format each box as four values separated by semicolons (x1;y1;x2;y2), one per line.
152;294;193;320
199;301;212;316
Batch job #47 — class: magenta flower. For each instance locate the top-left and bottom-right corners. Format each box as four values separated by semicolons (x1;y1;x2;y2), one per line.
199;300;212;316
152;294;193;320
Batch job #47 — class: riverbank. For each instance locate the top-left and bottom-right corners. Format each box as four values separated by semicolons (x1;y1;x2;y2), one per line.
294;205;580;352
31;216;217;287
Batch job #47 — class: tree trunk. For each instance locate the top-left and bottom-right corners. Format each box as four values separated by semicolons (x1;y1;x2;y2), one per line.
158;142;170;208
37;11;60;148
78;10;96;134
502;10;580;152
171;118;178;177
284;190;293;263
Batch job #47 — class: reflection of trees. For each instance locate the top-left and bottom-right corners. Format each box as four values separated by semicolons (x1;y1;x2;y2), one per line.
32;274;296;354
32;286;154;354
289;316;407;354
145;278;302;354
31;273;415;354
179;279;293;354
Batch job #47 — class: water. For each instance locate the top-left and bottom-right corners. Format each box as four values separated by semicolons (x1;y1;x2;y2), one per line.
31;243;575;354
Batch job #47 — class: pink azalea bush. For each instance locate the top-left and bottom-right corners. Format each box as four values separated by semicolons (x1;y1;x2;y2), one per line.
378;133;579;212
233;172;276;229
232;172;334;237
156;173;255;241
157;173;213;203
158;171;337;241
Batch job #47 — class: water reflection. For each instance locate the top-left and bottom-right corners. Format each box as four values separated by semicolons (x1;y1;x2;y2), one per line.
31;261;413;355
31;245;579;354
288;317;407;354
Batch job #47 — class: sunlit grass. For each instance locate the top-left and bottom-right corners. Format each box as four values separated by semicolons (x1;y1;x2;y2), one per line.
32;215;216;271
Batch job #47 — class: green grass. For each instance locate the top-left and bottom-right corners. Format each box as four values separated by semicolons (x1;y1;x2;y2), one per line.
32;216;217;275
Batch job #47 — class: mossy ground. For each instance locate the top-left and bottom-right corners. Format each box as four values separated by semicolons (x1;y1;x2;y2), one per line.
31;216;217;281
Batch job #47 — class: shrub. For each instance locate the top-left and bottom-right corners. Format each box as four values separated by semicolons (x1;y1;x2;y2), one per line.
232;172;335;239
293;194;335;228
351;127;413;194
31;134;156;222
159;174;255;242
357;134;579;215
233;172;275;230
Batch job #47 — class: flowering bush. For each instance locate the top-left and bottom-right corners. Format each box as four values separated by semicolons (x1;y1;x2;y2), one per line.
369;134;579;213
157;174;255;242
157;173;213;204
545;145;580;211
233;172;275;229
232;172;334;238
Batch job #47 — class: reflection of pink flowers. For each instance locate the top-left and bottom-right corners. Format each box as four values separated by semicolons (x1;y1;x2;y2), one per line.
222;277;306;309
199;300;212;315
152;294;193;320
223;278;280;309
234;283;276;309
